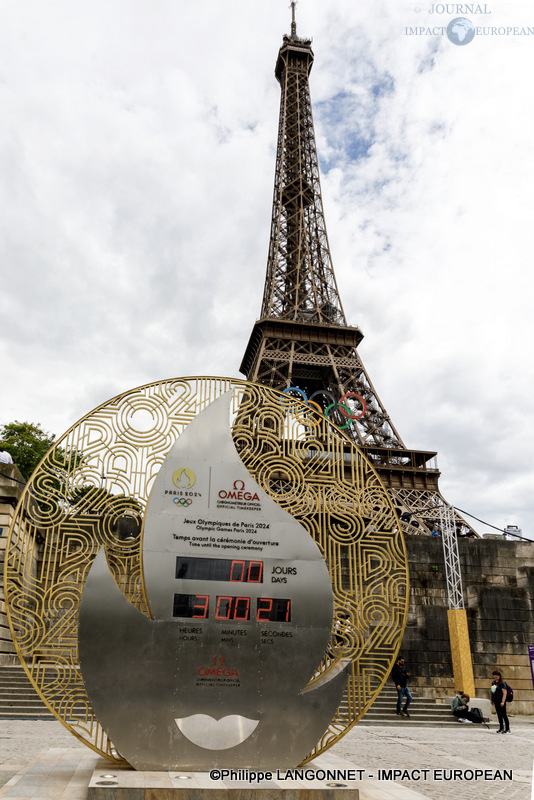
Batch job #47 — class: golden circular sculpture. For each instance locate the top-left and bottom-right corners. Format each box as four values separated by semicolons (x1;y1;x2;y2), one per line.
5;377;408;763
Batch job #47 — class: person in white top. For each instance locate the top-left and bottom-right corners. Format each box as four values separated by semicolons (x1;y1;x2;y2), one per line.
0;448;13;464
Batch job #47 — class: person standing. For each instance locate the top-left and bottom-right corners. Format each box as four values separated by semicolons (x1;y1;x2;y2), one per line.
391;655;412;717
491;670;511;734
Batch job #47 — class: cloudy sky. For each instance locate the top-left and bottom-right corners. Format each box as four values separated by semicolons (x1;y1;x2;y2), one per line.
1;0;533;538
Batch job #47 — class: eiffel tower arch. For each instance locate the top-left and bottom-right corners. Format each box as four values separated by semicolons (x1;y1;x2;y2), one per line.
240;9;474;539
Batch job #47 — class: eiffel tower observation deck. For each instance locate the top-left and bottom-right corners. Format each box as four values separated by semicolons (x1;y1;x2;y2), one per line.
240;5;472;537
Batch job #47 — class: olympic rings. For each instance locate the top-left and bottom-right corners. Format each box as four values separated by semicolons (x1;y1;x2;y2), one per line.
289;397;323;427
281;387;366;430
339;392;366;419
281;387;307;404
325;402;352;430
173;498;193;506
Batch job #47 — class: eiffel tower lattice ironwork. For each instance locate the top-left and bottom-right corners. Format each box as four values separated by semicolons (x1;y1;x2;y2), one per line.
240;9;474;537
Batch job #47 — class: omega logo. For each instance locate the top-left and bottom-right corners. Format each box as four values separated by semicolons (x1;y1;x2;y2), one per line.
218;479;260;502
197;654;239;678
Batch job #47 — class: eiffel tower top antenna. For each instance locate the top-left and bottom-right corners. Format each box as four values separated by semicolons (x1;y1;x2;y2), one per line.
290;1;297;37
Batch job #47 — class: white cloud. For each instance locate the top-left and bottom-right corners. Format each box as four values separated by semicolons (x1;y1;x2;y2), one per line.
0;0;532;538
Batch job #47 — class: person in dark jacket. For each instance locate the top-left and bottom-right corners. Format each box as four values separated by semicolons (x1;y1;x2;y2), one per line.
491;670;510;733
391;656;412;717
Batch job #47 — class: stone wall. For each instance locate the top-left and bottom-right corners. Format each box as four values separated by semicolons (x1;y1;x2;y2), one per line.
401;534;534;713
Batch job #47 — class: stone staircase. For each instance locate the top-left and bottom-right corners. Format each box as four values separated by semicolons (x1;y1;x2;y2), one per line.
0;663;492;728
0;664;55;719
357;683;492;728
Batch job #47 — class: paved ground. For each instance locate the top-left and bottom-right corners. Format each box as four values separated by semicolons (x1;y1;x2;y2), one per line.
335;717;534;799
0;717;532;799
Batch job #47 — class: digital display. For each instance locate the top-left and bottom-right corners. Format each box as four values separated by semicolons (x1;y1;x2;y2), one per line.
175;557;263;583
173;593;209;619
173;594;291;622
215;595;251;620
257;597;291;622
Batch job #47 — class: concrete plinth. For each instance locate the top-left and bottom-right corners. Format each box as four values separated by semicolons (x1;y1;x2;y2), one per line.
86;753;435;800
0;747;436;800
87;764;360;800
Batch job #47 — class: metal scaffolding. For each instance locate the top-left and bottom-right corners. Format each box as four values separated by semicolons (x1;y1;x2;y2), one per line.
439;504;464;609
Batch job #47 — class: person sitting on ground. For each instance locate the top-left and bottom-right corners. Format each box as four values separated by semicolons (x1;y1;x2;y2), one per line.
451;691;469;721
451;692;478;723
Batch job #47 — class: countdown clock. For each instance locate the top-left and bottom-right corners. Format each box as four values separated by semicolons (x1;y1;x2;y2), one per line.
5;378;408;770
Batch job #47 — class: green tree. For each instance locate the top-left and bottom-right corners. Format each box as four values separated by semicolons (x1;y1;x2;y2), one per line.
0;421;56;480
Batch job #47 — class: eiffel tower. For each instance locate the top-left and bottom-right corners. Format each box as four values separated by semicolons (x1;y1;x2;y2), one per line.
240;5;473;537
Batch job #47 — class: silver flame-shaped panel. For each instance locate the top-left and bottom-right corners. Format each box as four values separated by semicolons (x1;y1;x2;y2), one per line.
78;392;347;769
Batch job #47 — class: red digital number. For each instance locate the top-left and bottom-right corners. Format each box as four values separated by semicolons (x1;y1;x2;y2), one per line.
233;597;250;620
215;596;232;619
230;560;245;582
256;598;273;621
192;595;209;619
281;599;291;622
247;561;263;583
256;598;291;621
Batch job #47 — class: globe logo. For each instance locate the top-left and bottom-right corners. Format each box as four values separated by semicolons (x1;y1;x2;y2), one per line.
446;17;476;45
